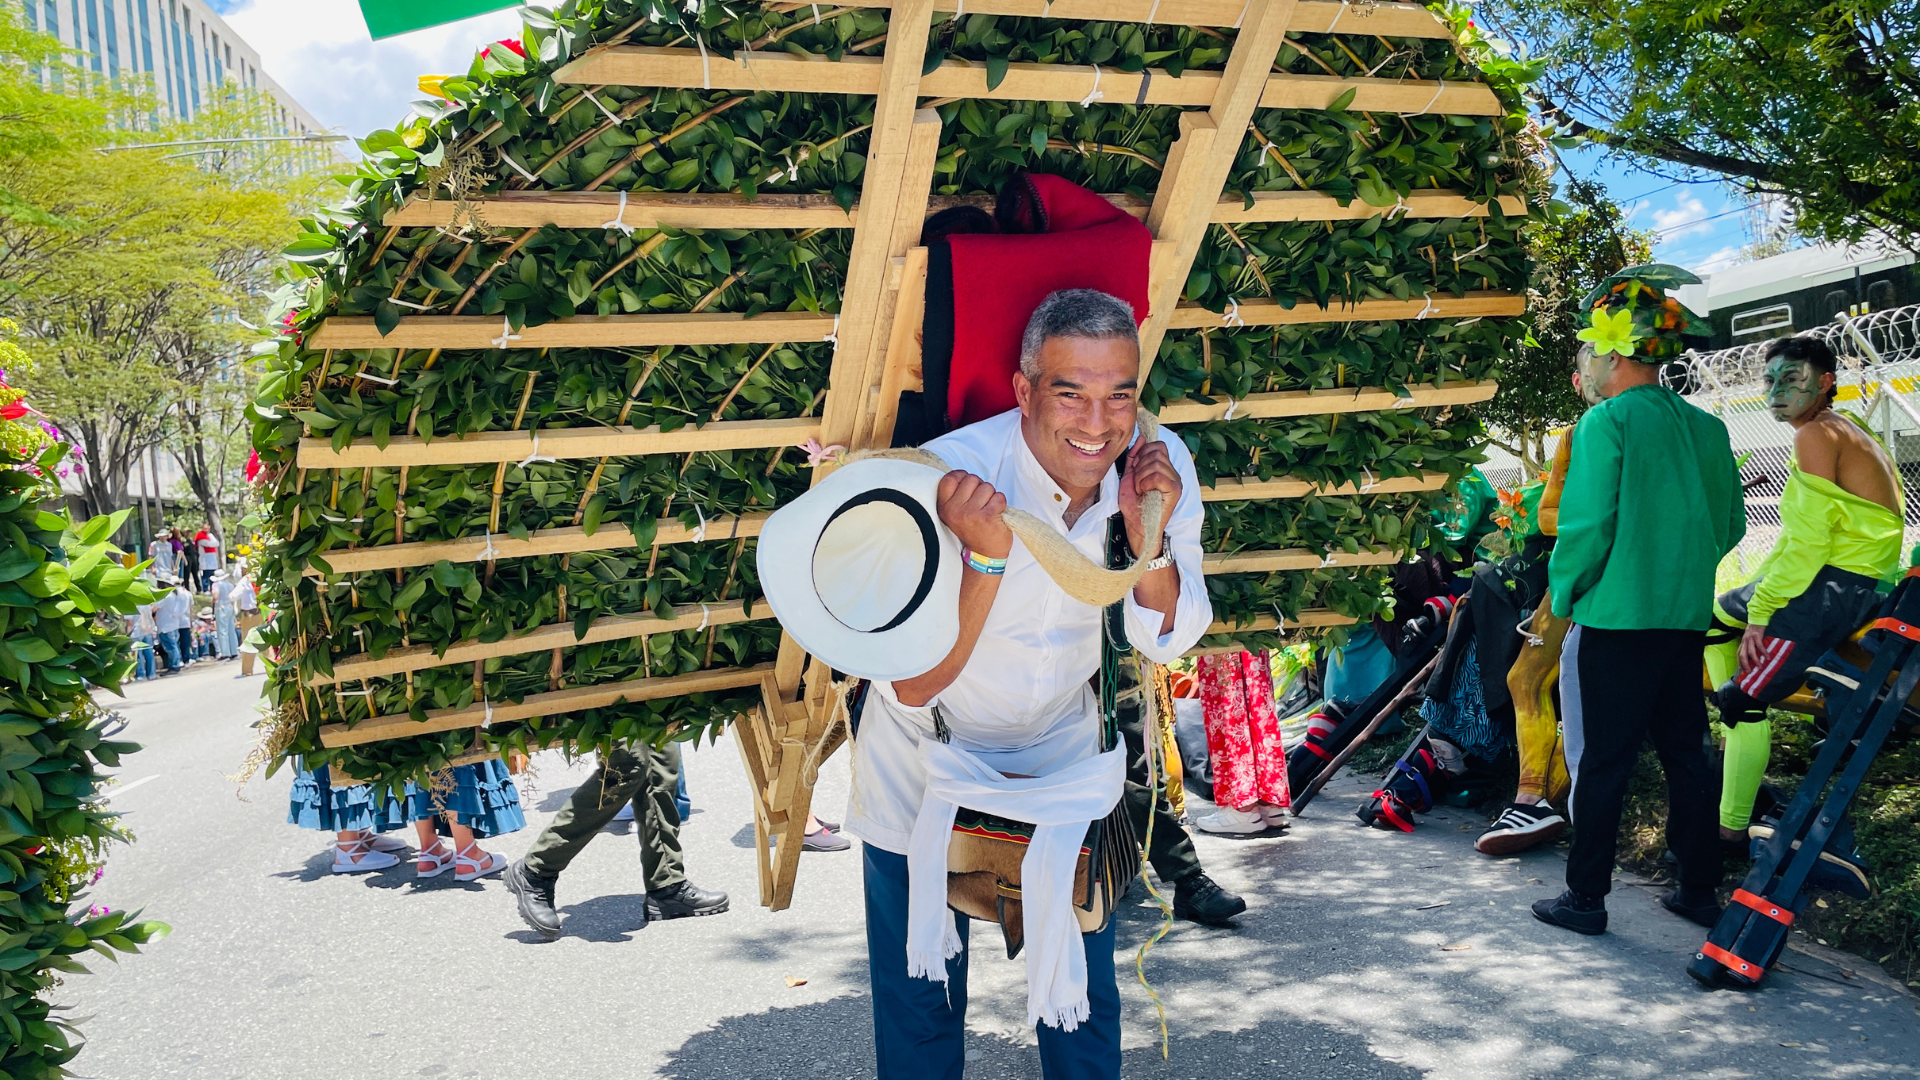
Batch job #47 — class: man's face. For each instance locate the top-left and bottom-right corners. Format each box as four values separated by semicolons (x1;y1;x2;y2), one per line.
1575;347;1613;404
1014;334;1140;495
1764;354;1825;422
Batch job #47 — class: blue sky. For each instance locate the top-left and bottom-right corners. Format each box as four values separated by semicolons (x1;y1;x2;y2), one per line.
217;0;1760;280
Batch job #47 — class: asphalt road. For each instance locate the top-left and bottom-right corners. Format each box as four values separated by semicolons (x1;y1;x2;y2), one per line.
60;660;1920;1079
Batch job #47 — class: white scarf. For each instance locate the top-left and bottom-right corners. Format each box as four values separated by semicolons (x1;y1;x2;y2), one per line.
905;739;1125;1030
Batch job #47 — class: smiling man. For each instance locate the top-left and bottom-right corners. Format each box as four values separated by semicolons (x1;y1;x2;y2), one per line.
844;289;1213;1080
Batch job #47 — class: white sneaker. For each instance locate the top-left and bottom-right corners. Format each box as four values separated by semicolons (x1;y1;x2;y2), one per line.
1190;805;1270;835
331;838;400;874
1257;804;1291;828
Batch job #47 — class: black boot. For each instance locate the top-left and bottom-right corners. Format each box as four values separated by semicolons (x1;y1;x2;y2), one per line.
1531;888;1607;935
505;859;561;940
1172;873;1246;927
646;880;730;920
1660;887;1724;928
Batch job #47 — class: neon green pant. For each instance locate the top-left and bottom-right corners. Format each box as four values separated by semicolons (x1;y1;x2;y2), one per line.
1705;596;1772;833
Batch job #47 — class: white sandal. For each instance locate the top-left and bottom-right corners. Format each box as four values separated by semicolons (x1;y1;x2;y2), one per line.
414;844;456;879
331;838;400;874
454;843;505;882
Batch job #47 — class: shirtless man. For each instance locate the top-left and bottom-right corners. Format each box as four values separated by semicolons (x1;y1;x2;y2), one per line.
1707;335;1905;844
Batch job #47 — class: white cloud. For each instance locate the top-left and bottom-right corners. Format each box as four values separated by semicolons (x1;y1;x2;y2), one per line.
221;0;528;140
1691;245;1746;274
1651;194;1712;239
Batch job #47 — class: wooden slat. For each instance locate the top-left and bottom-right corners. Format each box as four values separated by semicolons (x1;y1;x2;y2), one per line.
303;514;770;576
1201;610;1355;637
869;246;929;449
309;604;773;687
1200;470;1448;501
849;110;944;452
1201;546;1399;575
1158;379;1497;423
793;0;1451;34
318;663;774;748
295;417;817;470
384;191;856;230
380;189;1524;233
555;48;1500;115
1137;0;1300;379
307;311;836;350
1168;290;1526;330
331;749;499;788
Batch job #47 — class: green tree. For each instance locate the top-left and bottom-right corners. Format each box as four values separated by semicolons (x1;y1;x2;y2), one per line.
1481;177;1653;471
1482;0;1920;250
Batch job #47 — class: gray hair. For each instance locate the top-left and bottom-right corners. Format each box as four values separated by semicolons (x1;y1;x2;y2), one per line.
1017;289;1138;380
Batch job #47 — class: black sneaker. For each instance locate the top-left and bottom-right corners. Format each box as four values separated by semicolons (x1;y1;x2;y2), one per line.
1532;889;1607;935
1660;888;1724;929
1475;801;1569;856
505;859;561;940
646;880;730;920
1172;873;1246;927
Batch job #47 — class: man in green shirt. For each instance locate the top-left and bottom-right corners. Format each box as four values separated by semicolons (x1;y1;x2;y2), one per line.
1534;265;1746;936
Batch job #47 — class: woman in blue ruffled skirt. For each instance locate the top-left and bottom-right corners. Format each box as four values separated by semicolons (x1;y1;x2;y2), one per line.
403;757;525;882
287;761;411;873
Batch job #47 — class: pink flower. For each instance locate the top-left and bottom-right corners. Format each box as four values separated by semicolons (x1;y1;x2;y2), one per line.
244;449;262;483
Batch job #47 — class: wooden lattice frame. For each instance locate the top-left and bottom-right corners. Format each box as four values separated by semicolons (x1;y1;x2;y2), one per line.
294;0;1521;909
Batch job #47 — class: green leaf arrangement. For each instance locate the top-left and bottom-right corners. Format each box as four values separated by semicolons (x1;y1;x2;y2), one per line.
251;0;1542;792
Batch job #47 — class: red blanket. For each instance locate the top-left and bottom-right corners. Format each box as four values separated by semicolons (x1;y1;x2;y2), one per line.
944;174;1151;428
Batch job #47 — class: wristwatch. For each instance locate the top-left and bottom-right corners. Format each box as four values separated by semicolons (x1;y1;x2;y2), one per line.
1138;532;1174;572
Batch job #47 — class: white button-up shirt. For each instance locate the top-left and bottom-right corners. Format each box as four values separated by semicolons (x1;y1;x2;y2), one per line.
844;408;1213;855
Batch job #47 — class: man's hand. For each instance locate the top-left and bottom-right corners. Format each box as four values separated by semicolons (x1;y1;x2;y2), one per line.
1739;622;1769;673
1120;439;1181;558
938;470;1012;559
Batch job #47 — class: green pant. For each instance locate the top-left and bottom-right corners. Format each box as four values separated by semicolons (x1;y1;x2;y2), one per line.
524;742;685;891
1116;673;1202;887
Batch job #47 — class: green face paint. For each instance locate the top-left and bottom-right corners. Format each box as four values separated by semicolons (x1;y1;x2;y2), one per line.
1576;347;1610;405
1764;356;1822;421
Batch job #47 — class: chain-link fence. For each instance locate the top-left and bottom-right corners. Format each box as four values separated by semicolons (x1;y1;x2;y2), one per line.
1475;302;1920;582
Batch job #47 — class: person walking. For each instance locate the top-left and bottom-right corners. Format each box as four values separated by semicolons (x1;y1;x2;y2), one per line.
211;570;240;660
169;530;192;591
234;574;263;677
153;578;191;672
1533;266;1745;936
504;743;729;938
195;530;220;593
405;759;525;882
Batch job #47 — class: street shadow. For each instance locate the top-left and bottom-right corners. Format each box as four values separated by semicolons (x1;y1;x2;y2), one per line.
655;994;1421;1080
536;784;581;812
522;892;653;944
731;823;759;849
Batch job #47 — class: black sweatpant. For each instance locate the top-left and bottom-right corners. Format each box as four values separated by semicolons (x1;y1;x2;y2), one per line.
1560;625;1720;898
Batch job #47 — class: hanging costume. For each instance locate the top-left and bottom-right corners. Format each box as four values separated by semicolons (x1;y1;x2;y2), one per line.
1706;424;1903;832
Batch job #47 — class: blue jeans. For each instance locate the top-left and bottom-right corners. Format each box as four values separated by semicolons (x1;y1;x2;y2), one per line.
156;629;182;670
675;769;691;822
863;845;1120;1080
132;634;156;680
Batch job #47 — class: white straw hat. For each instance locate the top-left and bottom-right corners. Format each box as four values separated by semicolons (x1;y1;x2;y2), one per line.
756;457;961;682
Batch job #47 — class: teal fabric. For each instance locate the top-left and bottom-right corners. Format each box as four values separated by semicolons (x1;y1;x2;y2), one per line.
1325;624;1396;705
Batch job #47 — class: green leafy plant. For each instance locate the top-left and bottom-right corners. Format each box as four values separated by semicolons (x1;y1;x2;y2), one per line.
0;443;167;1080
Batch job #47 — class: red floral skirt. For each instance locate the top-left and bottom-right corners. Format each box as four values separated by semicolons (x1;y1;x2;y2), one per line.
1197;649;1291;810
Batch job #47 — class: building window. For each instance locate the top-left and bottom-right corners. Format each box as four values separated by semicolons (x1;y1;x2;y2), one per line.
1731;303;1794;341
1823;288;1852;321
100;0;118;82
82;0;101;74
1868;280;1897;313
132;0;154;76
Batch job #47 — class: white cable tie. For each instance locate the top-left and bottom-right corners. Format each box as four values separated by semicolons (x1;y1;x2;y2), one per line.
1326;0;1350;33
585;89;623;126
694;30;711;90
1221;297;1246;327
498;150;539;183
1416;79;1446;116
475;530;499;562
1233;0;1251;28
1320;552;1339;568
482;693;494;728
696;603;712;632
691;504;708;543
1388;193;1409;219
491;316;523;349
1361;466;1377;492
1145;0;1160;24
1079;64;1105;109
823;314;839;346
954;0;964;15
1221;398;1240;422
1270;604;1285;632
517;434;557;470
320;514;366;523
385;298;440;311
601;189;635;236
339;688;376;696
1414;294;1437;320
810;3;821;24
354;371;397;385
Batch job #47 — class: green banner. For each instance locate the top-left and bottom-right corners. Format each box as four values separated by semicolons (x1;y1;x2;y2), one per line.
358;0;526;40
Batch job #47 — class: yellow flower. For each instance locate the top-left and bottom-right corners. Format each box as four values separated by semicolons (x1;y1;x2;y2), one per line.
1577;306;1641;357
418;75;451;101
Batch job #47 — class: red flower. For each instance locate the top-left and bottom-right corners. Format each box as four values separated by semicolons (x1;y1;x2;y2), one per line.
244;449;262;483
482;38;526;59
0;400;26;422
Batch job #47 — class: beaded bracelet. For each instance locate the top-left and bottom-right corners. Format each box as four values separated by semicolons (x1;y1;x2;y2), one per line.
962;548;1008;576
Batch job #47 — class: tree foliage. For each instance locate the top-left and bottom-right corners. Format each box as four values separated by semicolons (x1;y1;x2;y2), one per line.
1483;0;1920;250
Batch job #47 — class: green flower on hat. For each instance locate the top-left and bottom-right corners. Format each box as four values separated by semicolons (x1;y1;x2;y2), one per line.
1577;306;1642;357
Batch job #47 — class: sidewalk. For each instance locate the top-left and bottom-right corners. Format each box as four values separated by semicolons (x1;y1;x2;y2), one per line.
65;662;1920;1079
